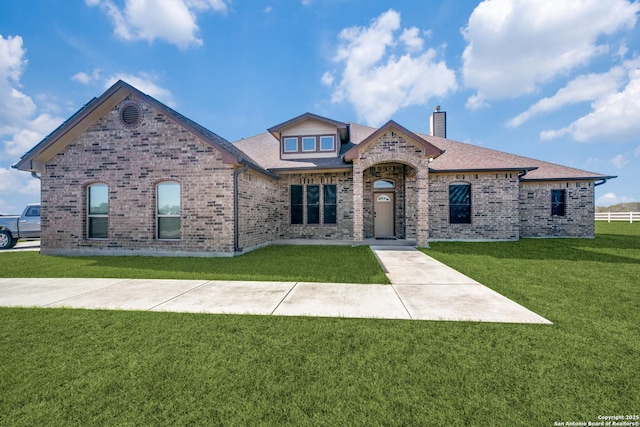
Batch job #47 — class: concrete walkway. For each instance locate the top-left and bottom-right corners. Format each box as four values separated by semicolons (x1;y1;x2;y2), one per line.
0;246;551;324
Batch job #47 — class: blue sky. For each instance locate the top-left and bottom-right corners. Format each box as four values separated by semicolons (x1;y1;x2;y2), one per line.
2;0;640;213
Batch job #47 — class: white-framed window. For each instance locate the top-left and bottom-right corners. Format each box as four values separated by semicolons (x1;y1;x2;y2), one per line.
302;136;316;152
319;135;335;151
87;184;108;239
157;181;181;240
284;137;298;153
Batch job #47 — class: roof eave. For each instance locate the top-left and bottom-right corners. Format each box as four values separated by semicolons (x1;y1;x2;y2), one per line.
521;175;617;182
430;166;537;174
13;82;133;172
268;112;348;141
268;165;352;173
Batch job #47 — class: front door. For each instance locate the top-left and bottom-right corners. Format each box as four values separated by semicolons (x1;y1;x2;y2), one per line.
374;192;394;238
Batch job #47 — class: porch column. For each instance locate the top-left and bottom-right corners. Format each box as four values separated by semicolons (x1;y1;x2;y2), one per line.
353;160;364;242
416;161;429;246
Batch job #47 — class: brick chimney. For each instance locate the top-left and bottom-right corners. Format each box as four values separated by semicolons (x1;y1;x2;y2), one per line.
430;106;446;138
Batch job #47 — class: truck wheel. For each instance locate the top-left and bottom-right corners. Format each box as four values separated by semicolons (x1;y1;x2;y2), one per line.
0;230;17;250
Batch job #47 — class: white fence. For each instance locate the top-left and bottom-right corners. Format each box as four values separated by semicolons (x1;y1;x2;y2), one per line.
595;212;640;223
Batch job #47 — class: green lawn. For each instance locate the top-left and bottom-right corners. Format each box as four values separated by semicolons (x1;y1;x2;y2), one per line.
0;245;389;284
0;223;638;426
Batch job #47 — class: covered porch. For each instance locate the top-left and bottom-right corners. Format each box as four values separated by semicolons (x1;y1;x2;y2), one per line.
343;120;441;248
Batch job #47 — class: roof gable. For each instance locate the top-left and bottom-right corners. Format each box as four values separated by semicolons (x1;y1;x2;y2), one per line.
267;112;349;144
14;80;276;178
343;120;442;161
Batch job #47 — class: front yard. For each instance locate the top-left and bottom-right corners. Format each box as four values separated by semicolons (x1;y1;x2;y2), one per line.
0;222;638;425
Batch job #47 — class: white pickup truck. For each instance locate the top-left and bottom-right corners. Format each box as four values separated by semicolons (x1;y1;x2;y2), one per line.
0;204;41;249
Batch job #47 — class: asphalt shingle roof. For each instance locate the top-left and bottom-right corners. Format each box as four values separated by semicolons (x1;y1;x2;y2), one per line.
232;121;614;181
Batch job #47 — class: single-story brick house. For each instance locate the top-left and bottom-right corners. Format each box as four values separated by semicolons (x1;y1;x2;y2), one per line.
14;80;615;256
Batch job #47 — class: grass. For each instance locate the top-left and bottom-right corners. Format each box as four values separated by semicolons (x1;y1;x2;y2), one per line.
0;222;639;425
0;245;389;284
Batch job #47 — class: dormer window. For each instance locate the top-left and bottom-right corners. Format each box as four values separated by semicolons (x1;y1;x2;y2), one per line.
302;137;316;152
268;113;348;160
284;137;298;153
320;136;335;151
280;134;338;158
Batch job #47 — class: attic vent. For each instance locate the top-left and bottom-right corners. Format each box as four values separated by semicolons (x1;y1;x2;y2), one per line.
120;102;142;128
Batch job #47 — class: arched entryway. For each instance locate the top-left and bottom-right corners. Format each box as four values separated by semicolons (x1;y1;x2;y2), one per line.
344;120;441;247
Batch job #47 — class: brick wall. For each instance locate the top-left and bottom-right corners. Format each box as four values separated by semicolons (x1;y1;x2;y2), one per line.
41;96;237;256
429;172;521;240
237;170;280;250
519;181;595;237
353;130;430;244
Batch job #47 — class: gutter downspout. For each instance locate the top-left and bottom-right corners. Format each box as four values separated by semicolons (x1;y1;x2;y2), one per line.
31;172;41;180
594;179;608;187
233;163;250;253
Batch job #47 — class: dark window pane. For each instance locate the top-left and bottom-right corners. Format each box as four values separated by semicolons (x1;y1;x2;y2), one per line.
308;205;320;224
291;205;303;224
307;185;319;205
324;185;336;204
450;206;471;224
307;185;320;224
449;184;471;224
450;184;470;205
324;205;336;224
324;185;337;224
291;185;303;224
89;217;108;239
25;206;40;217
158;217;180;239
551;190;565;216
291;185;303;205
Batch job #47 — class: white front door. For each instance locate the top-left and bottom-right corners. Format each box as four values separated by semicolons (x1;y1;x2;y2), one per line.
374;192;394;238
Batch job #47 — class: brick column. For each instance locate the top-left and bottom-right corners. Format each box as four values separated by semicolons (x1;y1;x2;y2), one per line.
353;160;363;242
416;161;429;247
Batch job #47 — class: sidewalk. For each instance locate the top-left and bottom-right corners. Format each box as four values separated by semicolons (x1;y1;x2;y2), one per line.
0;247;551;324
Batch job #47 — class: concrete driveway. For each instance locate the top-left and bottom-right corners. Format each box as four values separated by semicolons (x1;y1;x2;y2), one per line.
0;246;551;324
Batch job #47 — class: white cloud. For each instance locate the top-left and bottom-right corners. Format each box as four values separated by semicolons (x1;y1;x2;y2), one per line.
104;72;175;107
185;0;227;14
4;114;62;157
0;35;36;135
87;0;230;49
72;68;102;85
596;192;633;206
634;146;640;157
320;71;334;87
508;66;628;127
327;9;456;126
609;154;628;169
465;93;488;111
0;167;40;195
462;0;640;105
0;35;63;160
399;27;424;53
0;167;40;214
541;67;640;142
